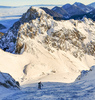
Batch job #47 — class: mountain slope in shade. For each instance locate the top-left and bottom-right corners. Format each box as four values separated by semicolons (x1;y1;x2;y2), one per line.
40;7;63;19
0;24;6;30
88;2;95;8
74;2;92;12
0;71;20;89
52;6;69;18
70;8;95;21
64;4;86;17
62;3;71;10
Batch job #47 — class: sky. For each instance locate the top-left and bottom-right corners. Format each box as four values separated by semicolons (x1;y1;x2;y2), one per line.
0;0;95;6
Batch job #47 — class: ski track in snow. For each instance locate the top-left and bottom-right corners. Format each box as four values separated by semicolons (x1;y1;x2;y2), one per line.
2;80;95;100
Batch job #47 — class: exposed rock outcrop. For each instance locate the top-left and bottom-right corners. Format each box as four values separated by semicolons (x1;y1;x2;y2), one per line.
0;71;20;89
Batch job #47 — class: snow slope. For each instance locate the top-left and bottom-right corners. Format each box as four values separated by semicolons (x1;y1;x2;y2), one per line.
0;37;94;84
1;66;95;100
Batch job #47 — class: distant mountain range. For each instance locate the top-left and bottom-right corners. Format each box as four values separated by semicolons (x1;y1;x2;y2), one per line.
52;6;69;18
74;2;92;12
0;5;16;8
0;4;62;8
62;3;86;17
30;4;62;6
40;2;95;20
0;2;95;20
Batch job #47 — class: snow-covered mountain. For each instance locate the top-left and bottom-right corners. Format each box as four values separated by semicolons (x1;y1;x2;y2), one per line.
55;2;95;20
0;6;95;56
76;65;95;80
0;5;95;100
0;6;94;84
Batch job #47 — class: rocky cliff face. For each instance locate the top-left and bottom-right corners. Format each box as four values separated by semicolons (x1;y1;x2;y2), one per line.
0;7;47;53
15;7;54;53
16;7;95;59
0;7;95;59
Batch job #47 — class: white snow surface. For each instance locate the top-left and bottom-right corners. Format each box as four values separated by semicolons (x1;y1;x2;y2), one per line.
0;40;95;99
1;66;95;100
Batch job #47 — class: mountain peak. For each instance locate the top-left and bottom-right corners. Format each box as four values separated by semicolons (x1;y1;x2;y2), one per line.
52;6;69;18
74;2;83;5
21;6;46;21
52;6;60;10
62;3;71;10
0;7;52;53
73;2;91;13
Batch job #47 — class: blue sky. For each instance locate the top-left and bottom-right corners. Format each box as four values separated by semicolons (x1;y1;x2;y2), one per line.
0;0;95;6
